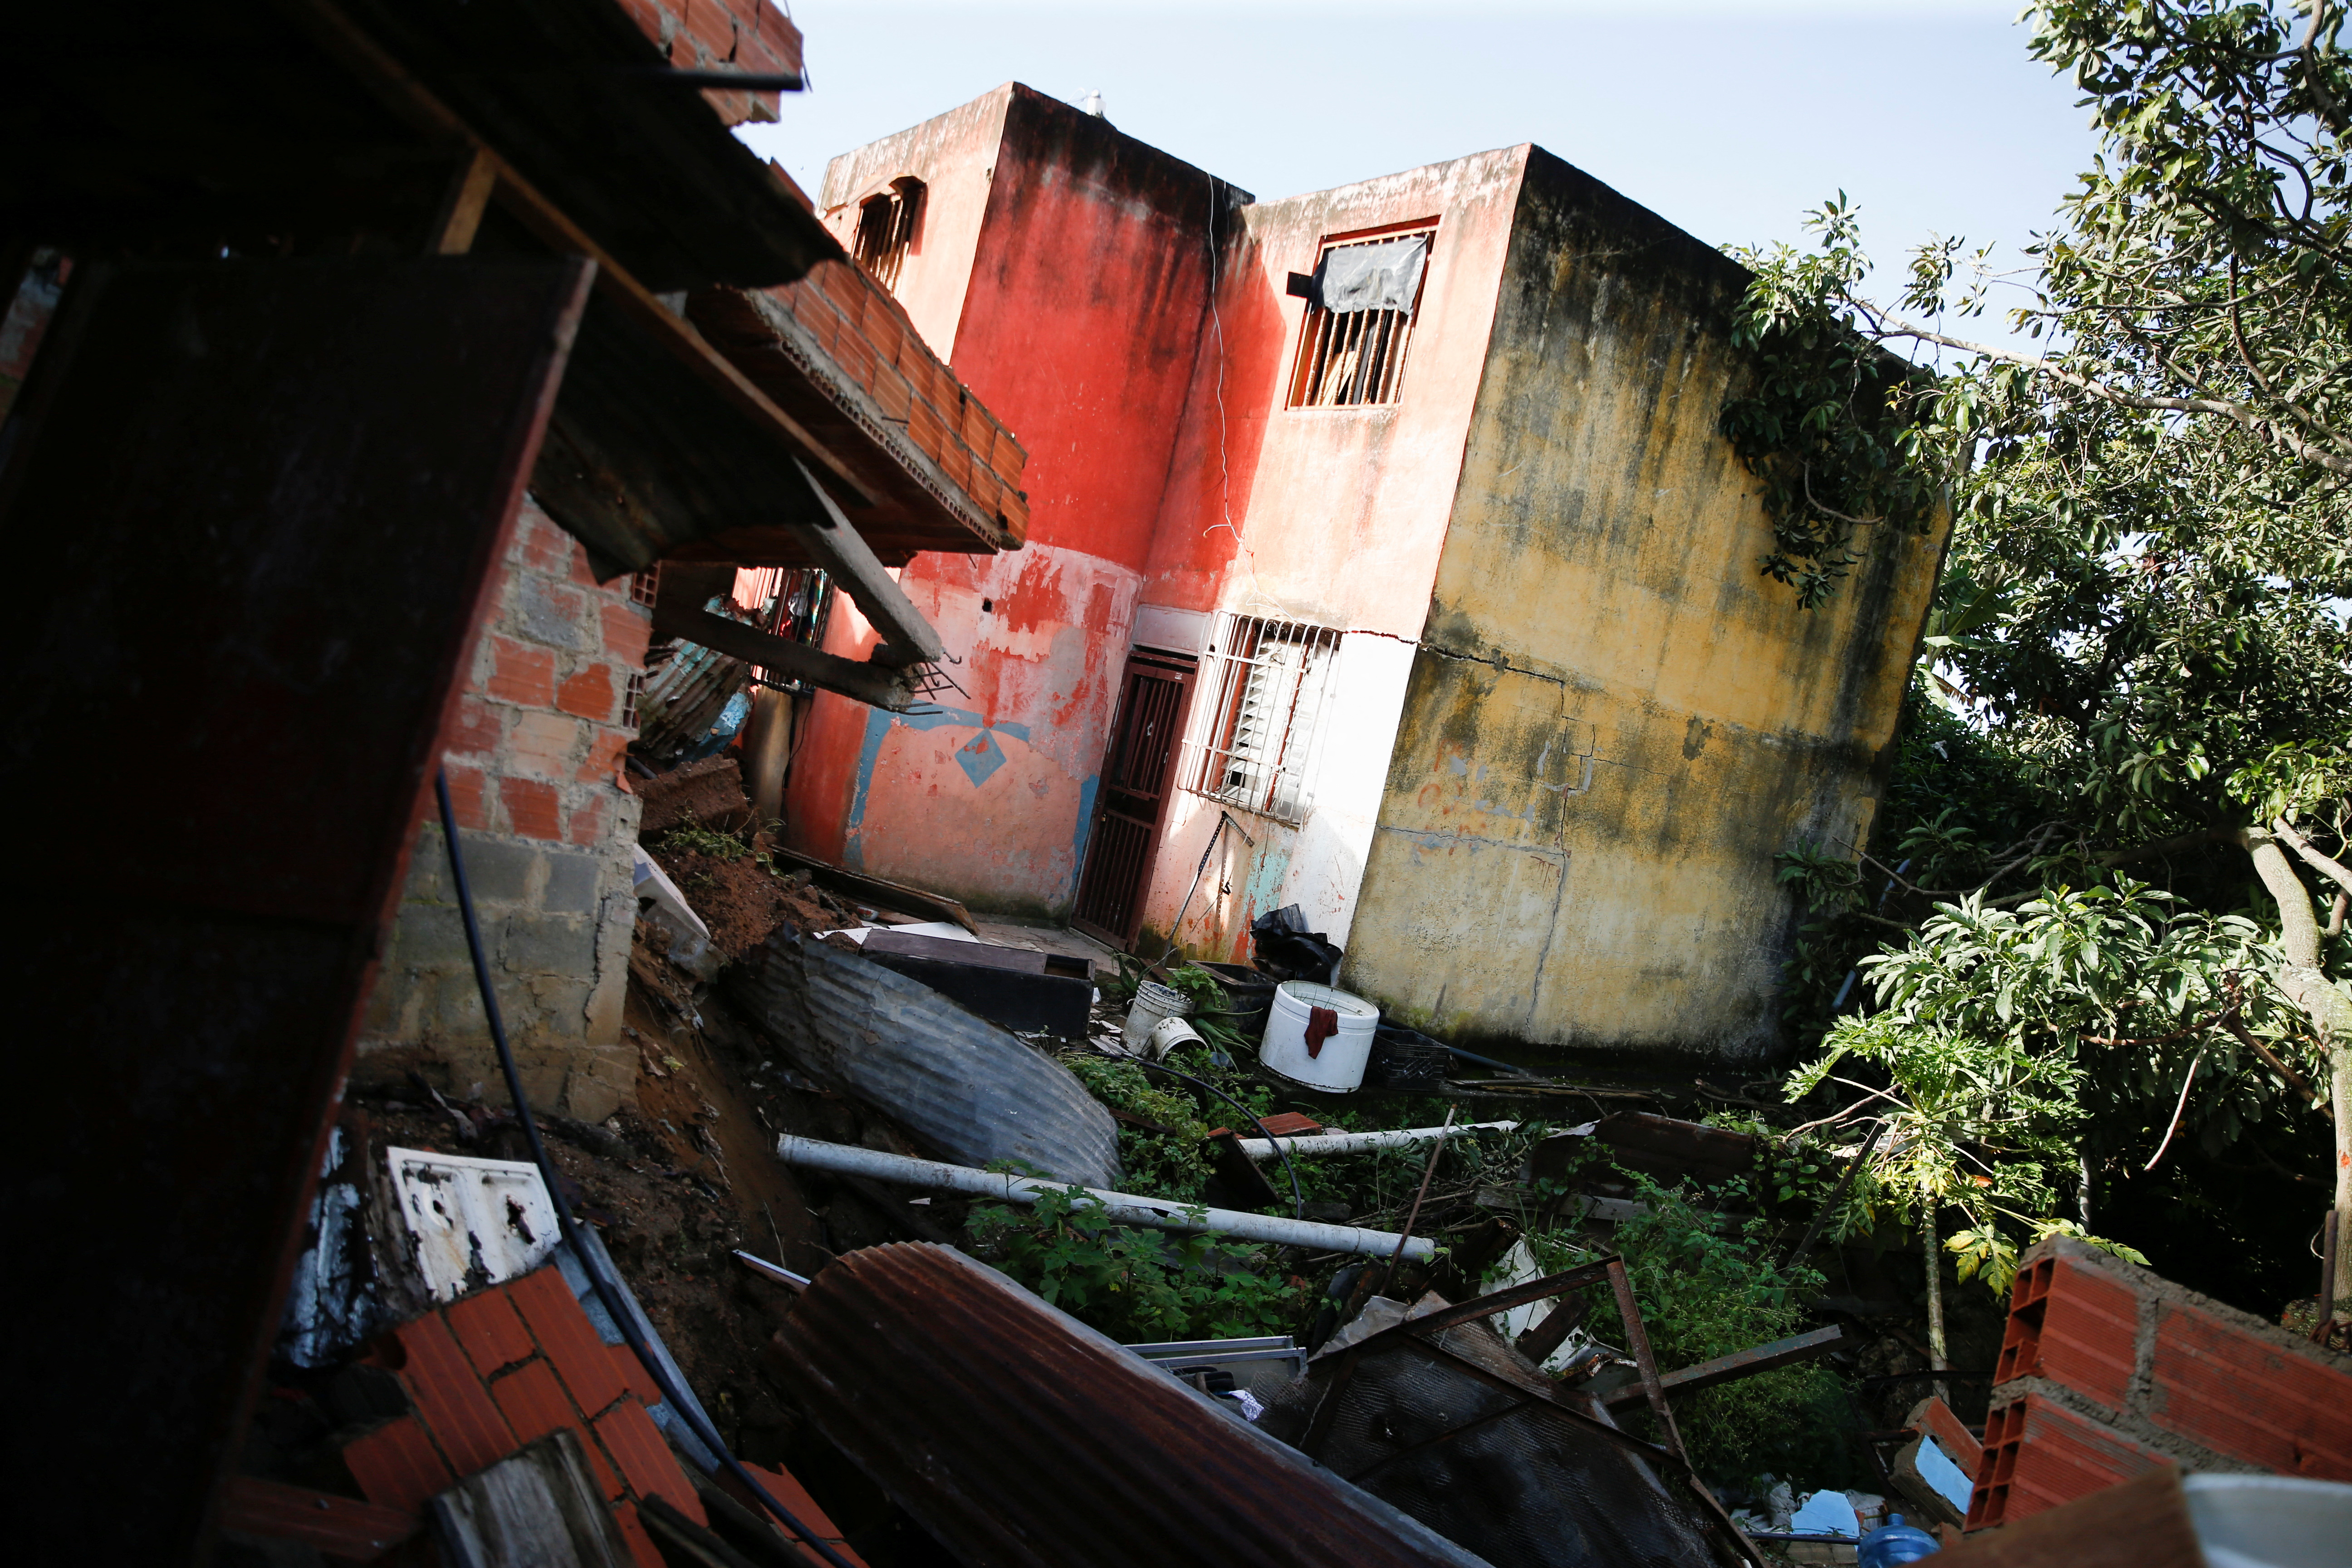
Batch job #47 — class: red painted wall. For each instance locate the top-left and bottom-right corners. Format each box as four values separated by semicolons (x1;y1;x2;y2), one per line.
788;87;1247;917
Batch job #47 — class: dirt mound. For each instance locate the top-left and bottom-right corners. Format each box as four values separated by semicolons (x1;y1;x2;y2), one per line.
650;847;858;960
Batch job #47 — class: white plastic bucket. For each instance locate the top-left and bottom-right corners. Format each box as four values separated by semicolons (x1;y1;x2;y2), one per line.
1145;1014;1204;1060
1259;981;1380;1093
1124;980;1193;1054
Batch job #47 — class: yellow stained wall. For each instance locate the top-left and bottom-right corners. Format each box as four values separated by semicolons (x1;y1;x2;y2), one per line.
1345;149;1946;1067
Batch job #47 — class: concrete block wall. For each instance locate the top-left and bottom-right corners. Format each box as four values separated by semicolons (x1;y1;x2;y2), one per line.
356;500;651;1122
1967;1236;2352;1529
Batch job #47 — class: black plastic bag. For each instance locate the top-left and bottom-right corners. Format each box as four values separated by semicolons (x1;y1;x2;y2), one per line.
1251;904;1343;984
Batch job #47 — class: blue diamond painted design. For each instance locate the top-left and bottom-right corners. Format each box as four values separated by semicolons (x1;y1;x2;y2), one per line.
954;729;1007;788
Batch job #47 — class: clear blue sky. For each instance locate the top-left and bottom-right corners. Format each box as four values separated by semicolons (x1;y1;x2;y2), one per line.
739;0;2102;319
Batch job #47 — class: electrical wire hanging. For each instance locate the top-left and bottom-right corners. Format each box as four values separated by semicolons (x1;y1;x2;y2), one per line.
435;770;858;1568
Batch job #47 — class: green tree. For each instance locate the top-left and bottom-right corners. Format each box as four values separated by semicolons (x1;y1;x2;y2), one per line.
1730;1;2352;1318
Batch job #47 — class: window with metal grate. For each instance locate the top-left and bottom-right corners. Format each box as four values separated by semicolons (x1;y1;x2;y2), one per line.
1183;614;1343;824
852;177;925;293
1286;228;1434;409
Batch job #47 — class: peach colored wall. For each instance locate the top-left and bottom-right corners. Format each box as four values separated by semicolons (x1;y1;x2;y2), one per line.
1132;150;1529;964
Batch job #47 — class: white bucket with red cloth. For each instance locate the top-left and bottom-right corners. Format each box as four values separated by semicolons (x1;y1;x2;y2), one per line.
1259;981;1380;1093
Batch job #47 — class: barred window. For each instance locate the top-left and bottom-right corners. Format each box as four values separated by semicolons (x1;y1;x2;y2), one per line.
1182;615;1342;824
1287;228;1432;409
852;177;924;292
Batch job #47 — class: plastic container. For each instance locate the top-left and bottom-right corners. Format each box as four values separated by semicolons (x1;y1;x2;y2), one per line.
1857;1514;1939;1567
1145;1014;1204;1060
1123;980;1194;1054
2183;1474;2352;1568
1366;1024;1450;1091
1259;981;1381;1093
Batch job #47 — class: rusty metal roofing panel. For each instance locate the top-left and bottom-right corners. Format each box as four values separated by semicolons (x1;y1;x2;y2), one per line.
770;1244;1496;1568
728;934;1122;1189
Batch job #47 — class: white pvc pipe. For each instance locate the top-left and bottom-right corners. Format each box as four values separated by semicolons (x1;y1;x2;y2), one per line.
774;1134;1437;1261
1235;1121;1519;1160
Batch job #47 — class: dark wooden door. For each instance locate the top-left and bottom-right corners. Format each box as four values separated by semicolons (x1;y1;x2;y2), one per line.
0;256;588;1560
1073;650;1197;947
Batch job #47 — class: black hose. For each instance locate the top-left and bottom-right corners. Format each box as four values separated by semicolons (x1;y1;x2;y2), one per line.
1111;1049;1306;1222
436;771;858;1568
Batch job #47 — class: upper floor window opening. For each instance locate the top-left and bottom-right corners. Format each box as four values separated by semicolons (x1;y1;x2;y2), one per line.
1286;228;1433;409
853;177;925;292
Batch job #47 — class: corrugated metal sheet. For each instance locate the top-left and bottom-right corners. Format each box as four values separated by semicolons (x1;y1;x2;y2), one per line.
728;934;1122;1189
769;1244;1495;1568
635;634;750;761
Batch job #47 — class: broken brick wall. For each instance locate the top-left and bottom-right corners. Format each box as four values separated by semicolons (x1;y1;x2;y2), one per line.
356;500;651;1121
615;0;803;127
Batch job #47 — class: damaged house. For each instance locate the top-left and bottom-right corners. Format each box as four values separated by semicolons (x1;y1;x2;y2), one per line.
783;85;1945;1066
5;0;1024;1556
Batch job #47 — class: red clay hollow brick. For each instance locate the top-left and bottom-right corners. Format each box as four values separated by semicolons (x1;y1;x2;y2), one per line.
599;601;653;668
1967;1393;2172;1531
446;1288;536;1378
518;510;573;576
505;1265;627;1417
499;777;563;842
2147;1299;2352;1479
594;1398;707;1524
487;635;557;707
578;727;631;785
387;1311;517;1479
341;1415;456;1514
1994;1255;2139;1412
566;790;611;849
440;764;491;831
221;1475;419;1559
445;695;505;760
557;663;617;723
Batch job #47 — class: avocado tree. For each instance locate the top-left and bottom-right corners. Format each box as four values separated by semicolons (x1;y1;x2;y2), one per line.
1730;1;2352;1318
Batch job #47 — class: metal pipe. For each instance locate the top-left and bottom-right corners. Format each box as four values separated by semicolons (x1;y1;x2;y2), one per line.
1237;1122;1519;1160
774;1134;1436;1260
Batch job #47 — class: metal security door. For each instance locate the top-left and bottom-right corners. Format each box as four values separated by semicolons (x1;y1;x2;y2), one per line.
1073;650;1196;947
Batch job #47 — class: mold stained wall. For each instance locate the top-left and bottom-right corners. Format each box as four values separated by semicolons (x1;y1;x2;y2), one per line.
1132;148;1529;963
1345;148;1946;1066
786;86;1231;915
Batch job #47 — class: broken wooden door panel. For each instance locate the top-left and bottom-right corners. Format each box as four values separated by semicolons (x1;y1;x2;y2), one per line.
1073;650;1196;947
0;255;589;1562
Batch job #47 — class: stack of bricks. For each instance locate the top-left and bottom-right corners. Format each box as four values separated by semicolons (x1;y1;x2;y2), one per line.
763;258;1030;539
327;1262;862;1566
613;0;804;126
355;499;648;1122
1965;1235;2352;1530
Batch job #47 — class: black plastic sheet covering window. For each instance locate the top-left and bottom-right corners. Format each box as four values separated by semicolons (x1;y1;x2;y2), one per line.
1312;234;1429;314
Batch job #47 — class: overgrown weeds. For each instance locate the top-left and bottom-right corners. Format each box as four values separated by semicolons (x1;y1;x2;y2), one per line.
965;1185;1307;1342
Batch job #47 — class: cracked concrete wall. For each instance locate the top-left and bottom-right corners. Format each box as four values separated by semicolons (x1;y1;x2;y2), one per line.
1344;149;1946;1069
354;499;650;1121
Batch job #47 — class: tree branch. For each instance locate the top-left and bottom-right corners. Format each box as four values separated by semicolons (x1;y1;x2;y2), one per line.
2093;825;2246;868
2274;816;2352;899
1846;304;2352;479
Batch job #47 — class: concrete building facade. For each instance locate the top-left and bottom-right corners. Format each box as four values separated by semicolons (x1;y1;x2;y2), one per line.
785;85;1944;1067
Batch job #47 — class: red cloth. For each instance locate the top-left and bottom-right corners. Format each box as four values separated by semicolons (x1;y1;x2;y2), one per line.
1304;1005;1339;1059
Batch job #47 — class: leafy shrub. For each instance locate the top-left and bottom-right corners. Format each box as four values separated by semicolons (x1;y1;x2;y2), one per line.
1597;1174;1854;1486
966;1185;1306;1342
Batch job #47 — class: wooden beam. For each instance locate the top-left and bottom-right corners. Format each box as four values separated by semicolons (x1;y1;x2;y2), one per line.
1602;1323;1850;1408
270;0;875;509
649;599;916;712
424;147;497;255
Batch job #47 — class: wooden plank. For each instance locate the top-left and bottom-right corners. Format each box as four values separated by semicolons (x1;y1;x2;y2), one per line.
1926;1466;2201;1568
426;146;498;255
1602;1323;1850;1408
